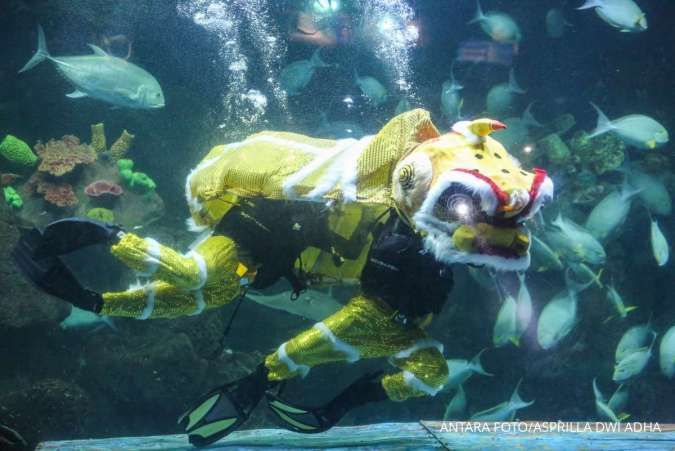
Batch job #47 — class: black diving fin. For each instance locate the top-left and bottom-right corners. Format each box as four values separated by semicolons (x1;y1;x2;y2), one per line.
11;218;122;312
265;370;386;434
179;363;277;447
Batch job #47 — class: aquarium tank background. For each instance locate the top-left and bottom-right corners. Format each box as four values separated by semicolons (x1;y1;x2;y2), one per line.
0;0;673;449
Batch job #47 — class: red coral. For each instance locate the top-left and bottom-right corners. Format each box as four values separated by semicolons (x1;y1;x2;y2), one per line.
29;174;78;208
84;180;123;197
35;135;97;177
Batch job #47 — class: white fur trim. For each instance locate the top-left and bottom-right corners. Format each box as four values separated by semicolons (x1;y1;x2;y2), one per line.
277;342;310;378
282;145;342;199
184;156;220;214
394;339;444;360
305;139;358;200
452;121;482;145
141;238;162;277
190;290;206;316
137;282;156;320
339;135;373;203
314;322;360;362
521;175;554;222
185;217;209;233
252;134;328;156
184;250;208;289
403;370;443;396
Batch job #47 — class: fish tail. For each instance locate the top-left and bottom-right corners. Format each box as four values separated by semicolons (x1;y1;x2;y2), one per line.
577;0;604;11
19;25;50;73
588;102;614;138
468;0;485;25
470;348;493;376
508;68;526;94
522;102;543;127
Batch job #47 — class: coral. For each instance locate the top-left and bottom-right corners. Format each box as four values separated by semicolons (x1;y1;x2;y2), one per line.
90;123;107;153
1;173;21;186
568;131;625;175
0;134;38;168
30;175;78;208
538;133;570;165
3;186;22;209
118;159;156;192
35;135;97;177
84;180;123;197
86;207;115;222
110;129;135;160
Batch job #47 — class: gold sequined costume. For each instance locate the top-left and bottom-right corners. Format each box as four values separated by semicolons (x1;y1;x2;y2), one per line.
100;109;554;402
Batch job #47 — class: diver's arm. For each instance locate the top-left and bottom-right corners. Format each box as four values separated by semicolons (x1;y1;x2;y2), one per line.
102;233;251;319
110;233;246;290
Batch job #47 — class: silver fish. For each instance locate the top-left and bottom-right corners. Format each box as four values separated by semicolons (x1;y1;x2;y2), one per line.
537;269;594;350
444;349;492;391
615;319;655;362
441;63;463;120
280;48;331;96
627;167;671;216
613;332;656;382
546;213;606;265
493;295;519;347
577;0;647;33
486;69;526;119
355;72;388;107
606;283;637;319
650;218;669;267
60;305;116;332
584;183;640;241
530;235;564;272
20;26;165;109
589;103;668;150
515;272;533;336
470;379;534;422
469;1;522;43
659;325;675;379
593;378;626;422
443;384;467;420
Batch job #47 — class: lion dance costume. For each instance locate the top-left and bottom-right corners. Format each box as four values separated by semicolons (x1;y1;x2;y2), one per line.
14;110;552;446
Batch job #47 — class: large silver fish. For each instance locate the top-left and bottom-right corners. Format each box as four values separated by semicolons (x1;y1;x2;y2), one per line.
20;26;165;109
577;0;647;33
589;103;668;150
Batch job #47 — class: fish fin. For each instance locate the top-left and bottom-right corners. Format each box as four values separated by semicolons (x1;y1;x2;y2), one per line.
646;139;656;149
576;0;604;10
624;306;638;314
311;48;330;68
87;44;109;56
468;0;486;25
509;378;532;407
508;69;526;94
508;336;521;347
602;315;614;324
588;102;614;138
522;102;543;128
66;90;88;99
102;316;118;332
617;412;631;422
619;29;631;33
19;25;50;73
470;348;493;376
592;378;605;402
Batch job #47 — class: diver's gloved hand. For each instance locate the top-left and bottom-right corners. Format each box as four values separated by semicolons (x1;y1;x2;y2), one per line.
265;370;387;434
11;217;122;313
0;422;28;450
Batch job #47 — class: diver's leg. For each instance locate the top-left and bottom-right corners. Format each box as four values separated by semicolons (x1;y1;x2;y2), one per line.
264;294;428;380
262;295;448;432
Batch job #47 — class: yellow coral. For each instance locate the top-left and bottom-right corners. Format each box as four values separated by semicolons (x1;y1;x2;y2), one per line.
110;130;135;160
90;123;107;153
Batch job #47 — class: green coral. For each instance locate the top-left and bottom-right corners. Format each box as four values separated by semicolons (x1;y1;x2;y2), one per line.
86;207;115;222
117;158;156;193
0;135;38;168
568;131;625;175
3;186;23;209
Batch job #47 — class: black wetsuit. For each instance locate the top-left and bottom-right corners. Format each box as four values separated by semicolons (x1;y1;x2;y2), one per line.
216;201;454;321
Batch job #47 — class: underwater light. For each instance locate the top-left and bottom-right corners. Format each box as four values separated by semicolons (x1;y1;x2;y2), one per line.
523;144;534;154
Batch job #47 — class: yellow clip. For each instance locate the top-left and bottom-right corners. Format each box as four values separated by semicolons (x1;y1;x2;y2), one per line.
236;263;248;278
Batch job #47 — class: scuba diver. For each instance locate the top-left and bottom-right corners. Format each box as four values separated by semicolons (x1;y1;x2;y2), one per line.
13;110;553;447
